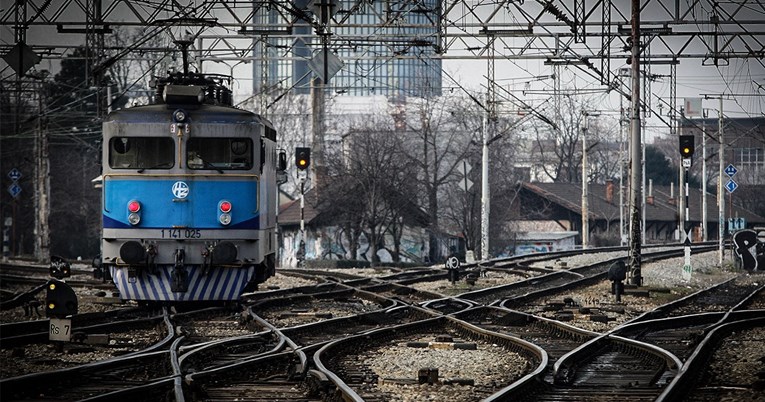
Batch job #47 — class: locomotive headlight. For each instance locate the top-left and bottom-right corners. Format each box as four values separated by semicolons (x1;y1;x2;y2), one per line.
128;212;141;225
127;200;141;225
218;200;232;225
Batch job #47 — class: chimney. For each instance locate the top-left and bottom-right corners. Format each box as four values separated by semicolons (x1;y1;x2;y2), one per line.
605;180;615;204
647;179;654;205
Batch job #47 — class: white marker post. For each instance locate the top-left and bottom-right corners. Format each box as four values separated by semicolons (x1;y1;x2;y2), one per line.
682;159;692;281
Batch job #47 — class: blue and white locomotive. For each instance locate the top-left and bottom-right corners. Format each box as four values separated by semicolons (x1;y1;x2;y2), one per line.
97;67;283;302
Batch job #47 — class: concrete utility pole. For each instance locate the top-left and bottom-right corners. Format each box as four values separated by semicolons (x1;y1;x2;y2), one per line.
619;97;626;246
311;0;333;197
261;34;269;118
628;0;643;286
34;81;50;262
678;112;685;236
701;116;708;242
480;108;490;260
717;98;725;265
581;113;596;249
480;34;496;261
581;121;588;249
311;76;324;189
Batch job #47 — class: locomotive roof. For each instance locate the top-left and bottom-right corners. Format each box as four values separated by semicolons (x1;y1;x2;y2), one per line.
106;103;272;126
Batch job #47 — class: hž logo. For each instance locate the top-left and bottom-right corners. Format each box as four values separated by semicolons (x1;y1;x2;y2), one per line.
172;181;190;199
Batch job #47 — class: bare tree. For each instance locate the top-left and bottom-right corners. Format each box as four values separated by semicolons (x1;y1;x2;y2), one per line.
525;94;625;186
396;95;475;262
105;26;177;108
529;95;589;183
586;116;623;184
322;116;418;263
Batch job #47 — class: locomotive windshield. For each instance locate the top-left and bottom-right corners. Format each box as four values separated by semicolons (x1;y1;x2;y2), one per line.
187;138;253;170
109;137;174;169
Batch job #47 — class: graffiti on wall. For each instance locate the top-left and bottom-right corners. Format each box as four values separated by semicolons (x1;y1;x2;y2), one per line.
279;226;429;267
732;228;765;271
516;242;553;255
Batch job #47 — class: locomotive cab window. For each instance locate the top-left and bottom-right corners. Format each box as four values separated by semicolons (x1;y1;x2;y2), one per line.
187;138;253;170
109;137;174;169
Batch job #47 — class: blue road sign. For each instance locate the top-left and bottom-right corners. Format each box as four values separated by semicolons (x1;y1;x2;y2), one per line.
724;164;738;178
729;217;747;231
7;168;21;181
7;183;21;198
725;179;738;193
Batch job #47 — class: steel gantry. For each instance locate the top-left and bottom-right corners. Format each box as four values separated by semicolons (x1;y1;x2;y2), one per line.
3;1;763;64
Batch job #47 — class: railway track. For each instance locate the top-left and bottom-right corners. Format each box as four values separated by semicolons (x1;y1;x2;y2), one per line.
1;245;761;401
248;288;396;329
639;276;765;320
279;306;433;350
360;282;443;305
454;306;598;384
314;316;544;401
186;351;321;401
0;306;163;349
0;309;176;400
661;316;765;402
490;278;765;401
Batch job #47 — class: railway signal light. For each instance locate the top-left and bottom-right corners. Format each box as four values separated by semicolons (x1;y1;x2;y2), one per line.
679;135;695;158
278;150;287;171
46;279;78;317
295;147;311;171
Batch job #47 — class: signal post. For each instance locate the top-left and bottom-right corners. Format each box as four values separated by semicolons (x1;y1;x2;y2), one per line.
46;258;78;349
295;147;311;266
679;134;695;281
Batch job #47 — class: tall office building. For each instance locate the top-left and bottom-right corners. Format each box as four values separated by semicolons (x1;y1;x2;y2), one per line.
253;0;442;98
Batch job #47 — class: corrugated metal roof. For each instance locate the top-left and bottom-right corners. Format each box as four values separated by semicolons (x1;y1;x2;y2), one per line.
278;189;319;226
521;182;765;224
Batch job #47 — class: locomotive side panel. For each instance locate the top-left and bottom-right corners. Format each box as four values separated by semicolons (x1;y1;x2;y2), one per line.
257;123;279;276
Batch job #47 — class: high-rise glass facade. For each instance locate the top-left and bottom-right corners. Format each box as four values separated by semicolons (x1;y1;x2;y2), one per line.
253;0;442;98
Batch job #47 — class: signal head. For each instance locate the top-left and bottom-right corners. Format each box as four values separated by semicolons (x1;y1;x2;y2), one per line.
295;147;311;171
679;135;695;158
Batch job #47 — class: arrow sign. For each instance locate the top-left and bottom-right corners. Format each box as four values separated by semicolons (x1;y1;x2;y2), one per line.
457;161;472;176
724;164;738;178
7;183;21;198
457;161;473;191
308;49;344;83
725;179;738;193
7;168;21;181
2;42;40;76
459;177;473;192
